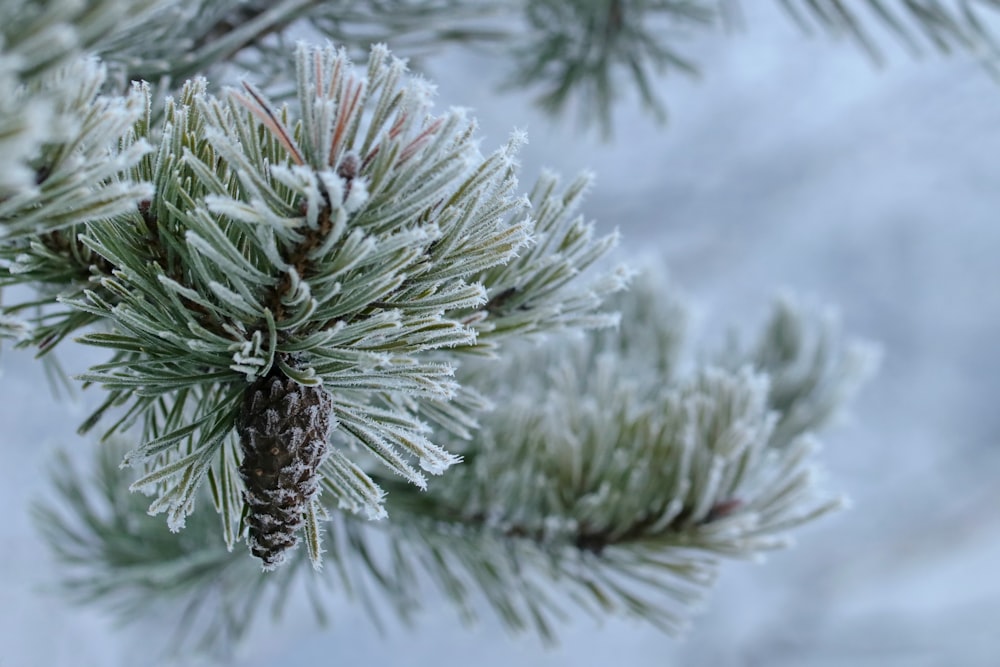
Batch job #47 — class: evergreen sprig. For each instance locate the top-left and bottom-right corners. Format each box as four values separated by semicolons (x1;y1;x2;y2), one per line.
24;42;620;563
507;0;717;137
720;294;881;450
0;59;152;353
34;444;319;658
0;0;161;196
0;58;152;238
776;0;1000;68
0;0;901;656
36;266;875;654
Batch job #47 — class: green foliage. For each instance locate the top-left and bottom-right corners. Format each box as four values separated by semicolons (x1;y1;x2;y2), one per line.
776;0;1000;69
506;0;716;137
0;59;151;241
0;0;158;195
34;444;318;657
502;0;1000;134
36;267;875;655
720;294;880;449
5;42;621;560
0;0;903;657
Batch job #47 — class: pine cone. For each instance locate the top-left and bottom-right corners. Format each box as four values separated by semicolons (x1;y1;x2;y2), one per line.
237;372;333;570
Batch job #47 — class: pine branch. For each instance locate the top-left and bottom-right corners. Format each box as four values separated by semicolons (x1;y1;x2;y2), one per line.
1;1;899;654
0;0;163;195
506;0;720;138
720;294;881;449
36;265;874;654
18;43;622;567
0;0;162;83
33;444;318;659
0;59;152;238
774;0;1000;68
0;60;153;352
101;1;510;89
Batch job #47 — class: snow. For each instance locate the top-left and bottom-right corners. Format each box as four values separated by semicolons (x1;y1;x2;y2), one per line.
4;3;1000;665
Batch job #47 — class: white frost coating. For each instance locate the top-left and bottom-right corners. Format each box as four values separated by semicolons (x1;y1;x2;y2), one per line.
203;196;262;225
208;280;260;318
279;267;310;306
284;425;306;446
416;440;461;475
342;175;369;213
324;449;388;520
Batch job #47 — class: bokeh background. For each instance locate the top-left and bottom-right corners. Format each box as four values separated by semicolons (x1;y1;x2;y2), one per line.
4;3;1000;665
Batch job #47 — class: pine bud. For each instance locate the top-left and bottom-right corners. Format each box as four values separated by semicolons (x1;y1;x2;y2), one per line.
237;373;333;570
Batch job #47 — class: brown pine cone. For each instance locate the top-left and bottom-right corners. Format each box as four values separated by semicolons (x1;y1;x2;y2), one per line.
237;372;333;570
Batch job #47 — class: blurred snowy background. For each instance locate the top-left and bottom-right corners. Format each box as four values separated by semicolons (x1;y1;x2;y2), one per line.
4;3;1000;665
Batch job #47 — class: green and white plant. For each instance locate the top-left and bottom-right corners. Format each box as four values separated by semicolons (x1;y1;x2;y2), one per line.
13;0;987;660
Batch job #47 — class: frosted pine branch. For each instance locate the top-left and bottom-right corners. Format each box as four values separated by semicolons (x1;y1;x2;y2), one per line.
720;293;881;449
16;42;622;566
36;264;874;652
0;0;162;196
